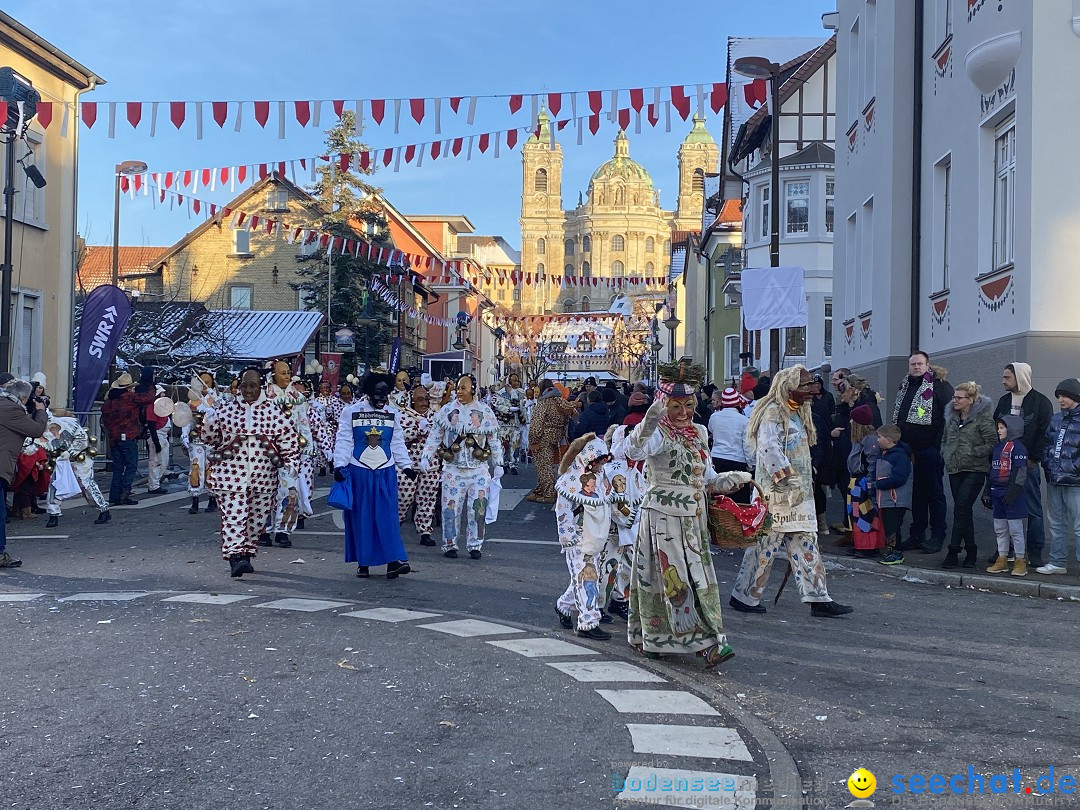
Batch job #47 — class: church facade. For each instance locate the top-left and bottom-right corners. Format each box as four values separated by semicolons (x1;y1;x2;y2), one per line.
518;113;718;315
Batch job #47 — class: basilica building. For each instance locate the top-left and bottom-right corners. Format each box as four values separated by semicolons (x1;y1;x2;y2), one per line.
518;111;718;315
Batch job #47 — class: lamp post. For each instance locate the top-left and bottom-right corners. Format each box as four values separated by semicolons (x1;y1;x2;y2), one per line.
733;55;783;374
112;161;147;288
650;317;663;384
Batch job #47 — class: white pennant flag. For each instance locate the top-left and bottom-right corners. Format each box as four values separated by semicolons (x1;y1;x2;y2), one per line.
150;101;158;137
196;102;204;140
354;100;364;135
393;98;401;133
60;101;70;137
433;97;442;134
608;89;617;123
393;146;402;173
696;84;705;117
664;100;671;133
466;135;474;161
312;100;321;128
466;96;477;125
107;101;116;138
576;117;583;146
570;92;577;118
417;143;425;167
234;100;243;132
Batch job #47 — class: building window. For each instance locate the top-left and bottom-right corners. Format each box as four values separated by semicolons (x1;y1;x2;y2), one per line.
232;228;251;255
692;169;705;194
784;326;806;357
941;0;952;41
824;298;833;356
513;286;521;302
582;235;591;252
534;168;548;192
537;262;545;276
934;157;951;291
663;239;671;254
266;189;289;211
825;178;835;233
563;299;576;313
581;296;591;313
645;261;654;274
760;185;770;239
12;292;41;381
582;261;591;278
785;180;810;234
564;263;574;276
565;238;574;255
229;285;253;310
725;335;740;379
847;212;859;307
993;119;1015;270
860;198;874;312
863;1;876;103
612;260;624;275
612;235;625;252
645;237;654;252
848;16;860;121
536;237;546;255
497;288;506;301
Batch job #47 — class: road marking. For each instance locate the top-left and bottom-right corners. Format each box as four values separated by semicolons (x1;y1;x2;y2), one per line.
626;723;753;761
119;491;192;509
418;619;526;637
486;638;599;658
616;766;757;808
546;661;666;683
253;598;352;612
484;537;560;546
163;594;257;605
595;689;720;716
498;488;530;510
6;535;69;540
0;593;45;602
59;592;151;602
342;607;441;623
291;530;344;536
307;510;335;519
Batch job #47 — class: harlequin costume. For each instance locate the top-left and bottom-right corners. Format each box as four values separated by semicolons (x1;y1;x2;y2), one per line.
44;415;110;526
731;366;854;618
554;433;614;638
396;387;441;546
265;371;314;548
421;375;504;559
333;373;414;579
200;383;300;577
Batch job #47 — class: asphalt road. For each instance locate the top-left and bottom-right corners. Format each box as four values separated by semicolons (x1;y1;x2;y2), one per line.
2;465;1078;809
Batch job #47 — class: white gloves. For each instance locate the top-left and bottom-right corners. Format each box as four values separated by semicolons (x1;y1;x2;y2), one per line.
418;418;430;431
638;397;666;438
493;466;504;480
707;471;752;495
419;458;430;474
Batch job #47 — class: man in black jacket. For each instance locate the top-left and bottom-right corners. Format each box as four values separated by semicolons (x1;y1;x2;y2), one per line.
570;389;612;441
892;351;954;553
993;362;1053;567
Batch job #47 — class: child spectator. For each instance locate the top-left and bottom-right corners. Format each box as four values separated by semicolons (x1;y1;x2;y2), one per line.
872;424;913;565
982;415;1028;576
846;405;883;557
1038;379;1080;575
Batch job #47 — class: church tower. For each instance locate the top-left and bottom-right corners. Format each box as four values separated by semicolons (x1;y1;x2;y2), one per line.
520;109;564;313
674;115;719;229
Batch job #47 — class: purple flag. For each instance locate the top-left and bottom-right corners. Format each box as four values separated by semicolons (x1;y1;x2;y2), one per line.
73;284;132;420
387;337;402;374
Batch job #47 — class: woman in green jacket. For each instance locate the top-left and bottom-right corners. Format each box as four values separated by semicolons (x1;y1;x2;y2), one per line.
941;381;998;569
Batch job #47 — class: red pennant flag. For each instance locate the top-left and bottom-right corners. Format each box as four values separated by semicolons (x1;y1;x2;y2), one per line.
618;108;630;130
210;204;218;217
254;101;270;127
182;170;193;188
478;133;490;153
547;93;562;117
509;94;523;114
176;194;183;206
267;219;275;235
119;177;129;193
588;91;602;114
212;101;228;127
647;104;659;127
220;167;229;184
744;79;767;108
670;85;691;120
126;102;142;128
588;114;600;135
236;212;246;226
506;129;518;149
430;142;440;160
382;148;393;167
359;151;371;170
451;137;463;156
629;88;644;112
258;163;269;180
558;119;569;131
299;158;307;169
201;168;211;187
332;99;345;118
82;101;98;129
404;144;416;163
193;199;201;214
222;207;232;218
167;101;186;129
36;101;52;129
370;99;386;124
295;101;311;127
164;172;175;188
249;215;260;230
449;96;462;113
410;98;425;124
237;165;247;183
711;82;728;113
339;153;351;171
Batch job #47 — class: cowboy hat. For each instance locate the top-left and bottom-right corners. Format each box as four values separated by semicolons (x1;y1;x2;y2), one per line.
109;373;135;390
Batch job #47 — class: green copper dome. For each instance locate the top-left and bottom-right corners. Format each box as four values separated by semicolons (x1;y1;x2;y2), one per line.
588;131;653;187
682;114;715;145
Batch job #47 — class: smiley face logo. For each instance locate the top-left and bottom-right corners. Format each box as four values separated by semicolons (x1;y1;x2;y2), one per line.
847;767;877;798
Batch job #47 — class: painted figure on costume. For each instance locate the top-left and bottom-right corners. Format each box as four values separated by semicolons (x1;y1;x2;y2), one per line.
492;372;527;474
44;414;110;527
183;371;220;515
601;423;647;617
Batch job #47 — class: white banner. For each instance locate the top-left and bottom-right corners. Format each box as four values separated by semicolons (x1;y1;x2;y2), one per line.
740;266;807;330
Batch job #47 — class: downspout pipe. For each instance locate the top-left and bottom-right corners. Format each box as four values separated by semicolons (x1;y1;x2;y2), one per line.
909;0;925;353
68;76;100;407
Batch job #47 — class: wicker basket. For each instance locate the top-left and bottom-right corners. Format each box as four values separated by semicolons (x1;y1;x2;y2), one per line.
708;480;769;549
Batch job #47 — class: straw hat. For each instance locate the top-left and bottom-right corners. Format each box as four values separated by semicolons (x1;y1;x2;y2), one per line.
109;373;135;390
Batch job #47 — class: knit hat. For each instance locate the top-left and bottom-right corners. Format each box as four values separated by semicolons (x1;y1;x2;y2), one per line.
850;404;874;426
1054;378;1080;402
720;387;744;409
628;391;649;407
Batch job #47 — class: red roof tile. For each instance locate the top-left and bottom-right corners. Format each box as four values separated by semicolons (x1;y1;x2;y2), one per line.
77;245;167;290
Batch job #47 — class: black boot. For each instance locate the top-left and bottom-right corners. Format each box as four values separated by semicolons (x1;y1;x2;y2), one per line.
296;518;305;530
188;496;199;515
469;549;482;560
205;496;217;513
356;565;369;578
94;510;111;525
45;515;59;528
728;595;767;614
811;600;854;618
274;532;292;548
576;626;611;640
443;548;458;559
556;608;574;629
607;600;630;620
962;547;977;568
386;560;412;580
419;533;436;546
318;467;327;477
1028;548;1045;568
229;555;254;578
941;550;960;569
257;532;273;547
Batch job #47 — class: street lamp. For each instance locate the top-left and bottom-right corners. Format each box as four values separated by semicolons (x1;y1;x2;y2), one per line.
733;55;783;374
664;312;681;362
113;160;147;287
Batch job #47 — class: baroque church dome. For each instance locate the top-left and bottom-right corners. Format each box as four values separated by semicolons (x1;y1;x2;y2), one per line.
588;131;654;190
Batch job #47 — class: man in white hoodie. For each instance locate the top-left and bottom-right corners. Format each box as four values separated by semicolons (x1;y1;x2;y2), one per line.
993;362;1053;567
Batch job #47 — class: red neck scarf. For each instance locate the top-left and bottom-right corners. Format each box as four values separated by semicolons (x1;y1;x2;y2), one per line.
661;416;707;460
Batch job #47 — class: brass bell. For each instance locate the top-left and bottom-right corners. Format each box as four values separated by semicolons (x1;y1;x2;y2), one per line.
47;461;56;472
298;436;309;448
465;436;476;448
222;450;235;461
73;452;85;463
88;436;97;444
472;448;485;459
87;448;98;457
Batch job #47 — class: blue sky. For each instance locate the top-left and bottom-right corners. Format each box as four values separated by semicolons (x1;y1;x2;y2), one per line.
8;0;835;250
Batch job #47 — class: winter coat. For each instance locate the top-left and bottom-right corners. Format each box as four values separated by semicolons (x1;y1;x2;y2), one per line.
942;395;997;474
0;395;46;486
992;363;1053;463
874;441;913;510
893;370;954;452
985;414;1028;519
570;401;613;441
809;393;834;473
831;388;881;485
707;407;752;465
100;389;155;444
1043;404;1080;487
847;435;881;479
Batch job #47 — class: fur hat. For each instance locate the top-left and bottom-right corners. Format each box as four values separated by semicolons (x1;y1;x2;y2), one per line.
30;372;46;388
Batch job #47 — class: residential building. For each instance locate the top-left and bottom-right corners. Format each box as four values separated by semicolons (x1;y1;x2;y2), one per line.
699;198;744;384
833;1;1078;396
0;11;102;399
459;235;521;312
77;244;166;295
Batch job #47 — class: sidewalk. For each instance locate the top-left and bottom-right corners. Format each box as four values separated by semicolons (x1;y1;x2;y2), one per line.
817;494;1080;602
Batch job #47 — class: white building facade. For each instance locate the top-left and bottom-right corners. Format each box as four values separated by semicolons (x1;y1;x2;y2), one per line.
834;0;1080;395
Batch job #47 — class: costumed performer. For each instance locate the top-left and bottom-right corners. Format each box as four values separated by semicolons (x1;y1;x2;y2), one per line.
263;360;314;548
44;413;110;527
601;422;647;620
182;372;220;515
397;384;441;546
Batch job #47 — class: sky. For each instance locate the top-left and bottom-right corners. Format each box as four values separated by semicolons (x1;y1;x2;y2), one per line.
7;0;836;251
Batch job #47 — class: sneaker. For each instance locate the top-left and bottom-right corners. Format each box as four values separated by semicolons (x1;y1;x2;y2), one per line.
576;626;611;640
1036;564;1068;575
880;551;905;565
229;556;254;578
0;551;22;568
443;549;458;559
94;511;111;525
386;560;411;580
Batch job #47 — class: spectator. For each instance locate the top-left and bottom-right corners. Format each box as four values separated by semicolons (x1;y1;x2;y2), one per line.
810;375;835;533
983;415;1029;576
708;387;754;503
846;406;885;556
696;384;718;425
744;375;771;419
574;376;597;408
892;351;954;553
602;387;626;426
940;381;997;569
0;379;47;568
100;372;155;507
993;363;1053;568
570;388;612;441
1037;378;1080;575
872;424;913;565
623;391;650;428
828;374;881;533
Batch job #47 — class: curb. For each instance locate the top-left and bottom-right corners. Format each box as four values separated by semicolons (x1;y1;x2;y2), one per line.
825;554;1080;601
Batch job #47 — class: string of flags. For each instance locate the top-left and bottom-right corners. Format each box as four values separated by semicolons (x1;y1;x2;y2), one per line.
369;278;457;328
33;81;753;139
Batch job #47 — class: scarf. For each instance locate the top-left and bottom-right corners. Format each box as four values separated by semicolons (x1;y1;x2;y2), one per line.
660;416;708;461
894;372;935;427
